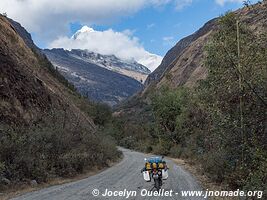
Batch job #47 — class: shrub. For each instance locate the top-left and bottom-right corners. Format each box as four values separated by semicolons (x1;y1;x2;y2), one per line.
169;145;183;158
0;121;119;186
91;103;112;126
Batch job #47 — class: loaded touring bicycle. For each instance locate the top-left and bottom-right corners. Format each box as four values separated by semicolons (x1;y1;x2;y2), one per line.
142;156;168;191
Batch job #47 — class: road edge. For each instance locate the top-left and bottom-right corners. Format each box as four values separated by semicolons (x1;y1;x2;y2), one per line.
171;158;238;200
0;151;124;200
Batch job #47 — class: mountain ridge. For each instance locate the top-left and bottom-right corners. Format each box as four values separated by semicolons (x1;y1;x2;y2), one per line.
0;15;95;129
43;48;144;106
6;18;147;107
116;1;267;122
144;1;267;91
144;18;217;87
53;25;163;72
64;48;151;82
0;14;121;189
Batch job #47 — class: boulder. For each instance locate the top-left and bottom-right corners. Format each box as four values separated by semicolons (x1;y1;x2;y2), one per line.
30;180;38;187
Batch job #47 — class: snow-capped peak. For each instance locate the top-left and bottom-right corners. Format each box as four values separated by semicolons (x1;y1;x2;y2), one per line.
64;26;163;72
138;54;162;72
79;26;95;33
72;26;95;39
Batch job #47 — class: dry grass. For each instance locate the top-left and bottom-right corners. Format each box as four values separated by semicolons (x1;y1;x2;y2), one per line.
171;158;238;200
0;158;122;200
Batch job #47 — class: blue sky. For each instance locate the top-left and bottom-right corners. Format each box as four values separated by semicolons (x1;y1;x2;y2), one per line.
63;0;255;57
0;0;259;70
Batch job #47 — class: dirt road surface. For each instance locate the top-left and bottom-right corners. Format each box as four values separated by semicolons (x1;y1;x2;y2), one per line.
12;148;206;200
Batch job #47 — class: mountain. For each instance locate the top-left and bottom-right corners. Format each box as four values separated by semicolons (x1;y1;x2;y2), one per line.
144;1;267;90
62;49;150;82
53;25;163;72
115;1;267;137
6;17;41;54
0;15;95;129
43;48;143;106
144;18;217;88
0;14;119;188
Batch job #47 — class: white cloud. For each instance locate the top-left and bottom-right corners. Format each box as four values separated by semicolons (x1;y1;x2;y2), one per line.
163;36;175;46
163;36;174;41
0;0;192;44
175;0;193;10
0;0;196;71
150;0;172;6
49;26;163;71
147;23;156;29
215;0;243;6
0;0;148;42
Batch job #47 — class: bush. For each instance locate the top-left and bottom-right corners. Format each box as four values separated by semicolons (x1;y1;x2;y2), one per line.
0;122;119;186
91;103;112;126
152;142;170;156
112;12;266;193
169;145;183;158
119;136;137;149
201;150;229;183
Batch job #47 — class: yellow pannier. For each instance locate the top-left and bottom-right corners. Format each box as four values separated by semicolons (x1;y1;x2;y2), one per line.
152;162;157;169
158;163;164;169
146;162;152;170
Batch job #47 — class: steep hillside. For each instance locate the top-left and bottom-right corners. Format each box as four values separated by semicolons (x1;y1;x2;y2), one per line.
116;2;267;138
43;48;143;106
114;2;267;194
7;17;41;54
0;15;119;188
145;1;267;90
0;16;94;128
144;18;217;87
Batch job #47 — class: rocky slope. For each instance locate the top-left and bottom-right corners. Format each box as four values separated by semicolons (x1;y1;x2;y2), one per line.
0;15;121;189
51;49;150;83
43;48;143;106
144;1;267;90
144;18;217;88
7;18;41;54
0;14;95;129
116;1;267;126
69;26;162;72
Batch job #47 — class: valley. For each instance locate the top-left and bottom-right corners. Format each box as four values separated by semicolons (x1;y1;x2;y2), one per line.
0;1;266;199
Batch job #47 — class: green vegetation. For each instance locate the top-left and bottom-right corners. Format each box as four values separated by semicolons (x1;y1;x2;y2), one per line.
0;50;120;189
114;13;267;194
1;8;266;196
0;94;120;190
196;13;267;191
91;103;112;126
0;106;120;190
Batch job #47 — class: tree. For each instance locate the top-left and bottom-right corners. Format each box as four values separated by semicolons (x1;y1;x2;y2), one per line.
151;87;189;144
91;103;112;126
199;12;267;189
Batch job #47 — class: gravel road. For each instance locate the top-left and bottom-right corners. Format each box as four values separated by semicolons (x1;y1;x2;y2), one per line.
12;148;206;200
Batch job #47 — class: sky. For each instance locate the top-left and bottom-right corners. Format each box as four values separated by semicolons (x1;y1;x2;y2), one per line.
0;0;259;71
